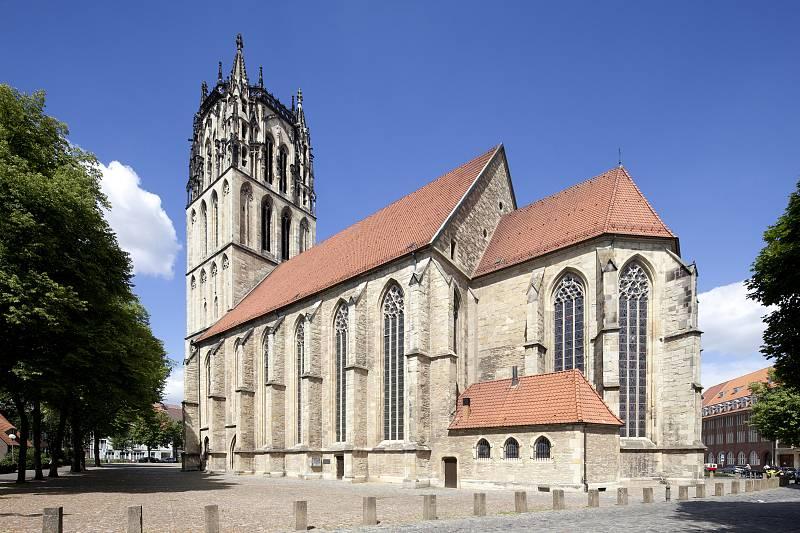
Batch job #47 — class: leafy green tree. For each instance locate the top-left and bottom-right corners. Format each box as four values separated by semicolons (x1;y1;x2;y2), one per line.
747;180;800;389
130;410;173;458
749;375;800;448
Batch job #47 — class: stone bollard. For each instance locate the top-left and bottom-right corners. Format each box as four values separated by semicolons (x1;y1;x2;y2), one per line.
423;495;437;520
514;491;528;513
731;481;740;494
756;479;763;491
665;485;671;501
473;493;486;517
643;487;654;503
42;507;63;533
363;497;377;526
745;480;753;492
553;489;566;510
588;489;600;507
714;482;723;496
204;505;220;533
294;501;307;531
127;505;143;533
696;484;706;498
617;487;628;506
678;486;688;501
710;470;715;479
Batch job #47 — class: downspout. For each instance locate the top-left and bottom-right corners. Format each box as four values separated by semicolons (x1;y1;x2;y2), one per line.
583;423;589;492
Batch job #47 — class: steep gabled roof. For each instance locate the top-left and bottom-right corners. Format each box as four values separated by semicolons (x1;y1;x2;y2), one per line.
449;369;623;430
702;367;772;409
198;146;501;341
475;166;675;277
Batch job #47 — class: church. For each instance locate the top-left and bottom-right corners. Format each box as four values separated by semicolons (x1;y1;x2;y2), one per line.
182;36;704;490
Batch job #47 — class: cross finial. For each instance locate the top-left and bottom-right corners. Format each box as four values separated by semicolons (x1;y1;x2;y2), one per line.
618;147;623;168
236;33;244;51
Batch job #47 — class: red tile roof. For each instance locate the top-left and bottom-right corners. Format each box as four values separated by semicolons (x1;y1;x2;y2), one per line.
475;166;675;277
702;367;771;409
198;146;501;341
0;413;18;447
449;369;622;430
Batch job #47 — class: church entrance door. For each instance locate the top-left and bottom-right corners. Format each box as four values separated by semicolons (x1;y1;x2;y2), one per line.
443;457;457;488
336;455;344;479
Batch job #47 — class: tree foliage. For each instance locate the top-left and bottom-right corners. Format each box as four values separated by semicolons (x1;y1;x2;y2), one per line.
749;375;800;448
747;179;800;389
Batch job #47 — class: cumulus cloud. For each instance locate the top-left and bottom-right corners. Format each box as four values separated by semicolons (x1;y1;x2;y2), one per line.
163;365;184;405
698;280;773;387
99;161;180;278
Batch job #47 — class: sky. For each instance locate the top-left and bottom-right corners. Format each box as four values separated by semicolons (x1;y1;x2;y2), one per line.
2;1;798;404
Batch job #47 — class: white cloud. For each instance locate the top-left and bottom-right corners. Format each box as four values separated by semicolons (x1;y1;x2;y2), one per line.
163;365;184;405
698;280;773;387
99;161;180;279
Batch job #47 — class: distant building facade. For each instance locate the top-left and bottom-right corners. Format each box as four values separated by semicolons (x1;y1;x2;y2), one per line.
182;35;705;489
702;367;799;469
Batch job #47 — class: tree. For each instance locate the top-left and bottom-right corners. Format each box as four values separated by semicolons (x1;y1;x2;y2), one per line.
130;410;173;458
749;374;800;448
747;179;800;389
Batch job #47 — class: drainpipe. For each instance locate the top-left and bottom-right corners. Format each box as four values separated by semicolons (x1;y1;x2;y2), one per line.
583;423;589;492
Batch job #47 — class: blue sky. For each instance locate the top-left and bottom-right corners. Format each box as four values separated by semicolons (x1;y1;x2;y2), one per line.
2;1;798;402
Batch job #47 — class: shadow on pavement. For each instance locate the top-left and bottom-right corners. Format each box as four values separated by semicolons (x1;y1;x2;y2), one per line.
0;464;235;496
673;485;800;532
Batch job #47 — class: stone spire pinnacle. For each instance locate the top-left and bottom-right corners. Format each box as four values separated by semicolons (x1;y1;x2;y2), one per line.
258;66;264;88
201;81;208;104
217;61;223;83
230;33;248;86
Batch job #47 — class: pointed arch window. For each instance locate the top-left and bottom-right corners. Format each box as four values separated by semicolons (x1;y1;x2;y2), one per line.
335;305;348;442
279;147;288;193
504;437;520;459
534;436;551;460
261;199;272;252
618;262;649;438
296;319;305;444
200;201;208;258
553;273;585;373
299;219;309;253
453;290;461;355
240;184;252;246
281;211;291;260
476;438;491;459
383;285;405;441
264;137;274;183
211;191;219;249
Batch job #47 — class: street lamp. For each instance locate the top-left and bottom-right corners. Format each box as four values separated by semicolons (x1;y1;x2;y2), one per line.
8;433;16;463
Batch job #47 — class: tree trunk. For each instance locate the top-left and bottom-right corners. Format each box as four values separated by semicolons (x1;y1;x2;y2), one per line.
70;412;82;473
13;396;29;484
93;433;101;467
32;397;44;480
49;408;67;478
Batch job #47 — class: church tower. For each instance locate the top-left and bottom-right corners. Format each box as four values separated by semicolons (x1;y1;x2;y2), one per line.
185;34;317;341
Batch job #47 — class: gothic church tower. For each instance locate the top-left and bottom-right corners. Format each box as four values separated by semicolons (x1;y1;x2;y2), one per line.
185;34;316;343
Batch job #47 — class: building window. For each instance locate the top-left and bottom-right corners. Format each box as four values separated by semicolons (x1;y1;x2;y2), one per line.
211;191;219;249
335;304;348;443
205;356;211;397
261;200;271;252
749;450;760;466
299;219;309;253
263;335;269;383
383;285;405;441
737;451;746;465
476;438;491;459
452;290;460;355
201;201;208;257
279;147;288;193
264;138;274;183
554;273;585;373
718;451;726;465
296;319;305;444
707;452;714;464
618;262;649;438
239;184;252;246
534;436;551;460
504;437;520;459
281;210;291;260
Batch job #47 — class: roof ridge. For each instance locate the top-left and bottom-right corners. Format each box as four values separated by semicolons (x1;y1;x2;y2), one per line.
615;167;674;236
509;166;620;217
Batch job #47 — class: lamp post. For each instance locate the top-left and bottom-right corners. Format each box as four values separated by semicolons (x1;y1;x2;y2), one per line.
8;433;16;463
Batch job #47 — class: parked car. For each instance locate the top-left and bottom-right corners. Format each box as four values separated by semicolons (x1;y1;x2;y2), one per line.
136;456;162;463
719;464;745;475
704;463;718;472
161;457;178;463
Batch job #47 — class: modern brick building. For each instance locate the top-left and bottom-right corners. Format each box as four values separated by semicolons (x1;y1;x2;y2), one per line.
182;35;704;489
702;367;799;470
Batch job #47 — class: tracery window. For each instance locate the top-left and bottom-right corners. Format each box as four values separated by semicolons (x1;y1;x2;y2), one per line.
296;320;305;444
504;438;520;459
279;147;288;193
299;219;309;253
335;305;348;442
281;211;291;260
534;436;551;460
261;199;272;252
383;285;405;441
476;438;491;459
618;262;649;438
264;137;274;183
240;184;252;246
553;274;585;372
211;191;219;249
200;201;208;257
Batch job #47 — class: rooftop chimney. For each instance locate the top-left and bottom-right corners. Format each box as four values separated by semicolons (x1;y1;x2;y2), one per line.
511;366;519;386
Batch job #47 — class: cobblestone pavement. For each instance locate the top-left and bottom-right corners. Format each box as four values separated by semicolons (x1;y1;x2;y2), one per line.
0;465;794;532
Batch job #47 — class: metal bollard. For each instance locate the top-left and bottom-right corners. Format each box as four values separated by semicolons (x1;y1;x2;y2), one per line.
553;489;566;510
423;495;437;520
204;505;220;533
617;487;628;505
588;489;600;507
643;487;654;503
127;505;143;533
696;484;706;498
363;497;377;526
473;493;486;516
42;507;63;533
294;500;307;531
678;486;688;501
514;491;528;513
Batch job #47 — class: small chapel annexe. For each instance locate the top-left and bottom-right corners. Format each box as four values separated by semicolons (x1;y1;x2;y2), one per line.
182;37;704;490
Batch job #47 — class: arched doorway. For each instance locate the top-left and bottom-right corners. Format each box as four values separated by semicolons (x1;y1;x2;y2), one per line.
229;435;237;471
202;437;209;470
443;457;458;488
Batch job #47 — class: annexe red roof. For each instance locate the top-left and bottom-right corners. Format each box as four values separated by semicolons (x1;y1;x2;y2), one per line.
449;369;623;430
475;166;675;277
198;145;501;341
